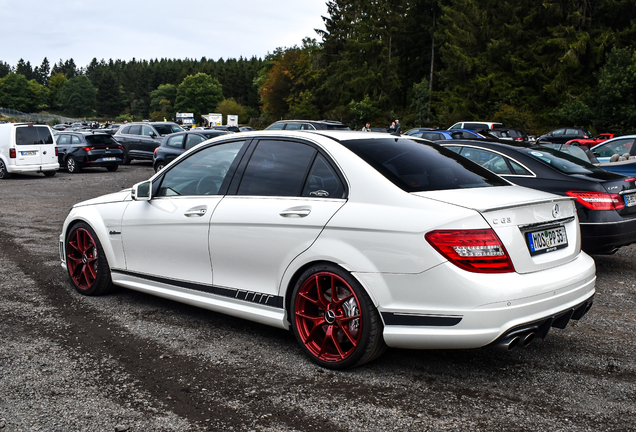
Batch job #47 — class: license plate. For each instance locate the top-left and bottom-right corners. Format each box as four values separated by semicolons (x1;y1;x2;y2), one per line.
21;151;37;156
624;193;636;207
526;226;568;256
102;157;116;161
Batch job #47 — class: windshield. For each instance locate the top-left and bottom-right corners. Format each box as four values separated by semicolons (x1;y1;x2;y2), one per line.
154;124;184;136
341;137;509;192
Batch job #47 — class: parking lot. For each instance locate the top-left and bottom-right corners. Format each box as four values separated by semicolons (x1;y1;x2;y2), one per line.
0;163;635;431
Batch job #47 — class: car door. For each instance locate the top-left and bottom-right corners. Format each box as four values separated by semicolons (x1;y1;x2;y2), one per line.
139;125;159;157
209;138;347;297
55;134;71;163
120;140;249;285
163;134;186;164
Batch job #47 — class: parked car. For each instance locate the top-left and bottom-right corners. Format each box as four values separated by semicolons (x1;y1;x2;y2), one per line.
536;127;591;144
55;131;124;173
492;128;529;142
0;123;59;179
60;130;595;369
448;121;503;130
153;130;232;172
540;141;636;178
239;126;255;132
265;120;350;131
591;135;636;162
52;124;70;131
439;139;636;254
404;127;436;136
114;122;184;164
407;129;486;141
210;125;241;132
565;133;614;149
101;124;122;135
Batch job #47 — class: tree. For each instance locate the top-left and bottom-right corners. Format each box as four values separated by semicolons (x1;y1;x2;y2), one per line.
150;83;177;120
215;98;248;124
0;61;10;79
34;57;50;86
174;73;223;123
57;75;96;117
0;73;37;111
15;59;35;81
48;72;68;109
95;70;125;117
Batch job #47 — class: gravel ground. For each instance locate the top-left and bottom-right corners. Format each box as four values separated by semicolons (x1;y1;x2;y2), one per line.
0;163;635;431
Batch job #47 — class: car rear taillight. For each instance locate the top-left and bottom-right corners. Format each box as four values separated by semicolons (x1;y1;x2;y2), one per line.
10;148;16;158
154;147;159;154
55;147;58;156
425;229;515;273
82;146;95;152
566;191;624;210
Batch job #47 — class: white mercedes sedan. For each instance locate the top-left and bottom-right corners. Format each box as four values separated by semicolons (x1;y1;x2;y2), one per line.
60;131;596;369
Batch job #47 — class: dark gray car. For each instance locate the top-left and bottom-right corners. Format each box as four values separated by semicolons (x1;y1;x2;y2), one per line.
114;122;183;164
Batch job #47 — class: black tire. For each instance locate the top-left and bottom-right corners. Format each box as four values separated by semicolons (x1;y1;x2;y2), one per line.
154;161;165;173
43;171;57;177
66;157;80;173
0;159;11;179
291;263;386;369
106;164;118;172
122;151;131;165
570;141;580;146
65;222;114;296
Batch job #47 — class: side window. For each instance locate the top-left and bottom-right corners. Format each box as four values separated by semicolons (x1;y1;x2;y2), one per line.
301;154;345;198
460;147;513;174
166;135;185;149
509;159;531;175
552;129;565;136
284;122;302;130
129;125;141;135
267;122;285;130
71;135;82;144
185;134;206;149
141;125;154;137
300;123;316;130
57;135;71;145
120;125;131;134
565;128;580;136
237;140;316;196
157;141;246;197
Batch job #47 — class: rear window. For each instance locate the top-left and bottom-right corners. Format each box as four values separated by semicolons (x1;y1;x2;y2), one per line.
341;137;508;192
85;135;119;145
524;147;617;176
16;126;53;145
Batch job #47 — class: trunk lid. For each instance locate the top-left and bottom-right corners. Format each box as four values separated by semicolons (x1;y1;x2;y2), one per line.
416;185;581;274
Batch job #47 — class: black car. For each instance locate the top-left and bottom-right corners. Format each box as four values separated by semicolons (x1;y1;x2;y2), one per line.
101;124;122;135
438;139;636;254
537;127;591;144
114;122;184;164
56;131;124;173
265;120;350;131
153;130;232;172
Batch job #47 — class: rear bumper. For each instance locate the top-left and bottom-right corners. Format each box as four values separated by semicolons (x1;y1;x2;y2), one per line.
7;162;59;173
580;217;636;254
372;252;596;350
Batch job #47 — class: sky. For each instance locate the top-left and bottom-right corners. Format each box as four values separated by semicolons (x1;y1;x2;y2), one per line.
1;0;330;69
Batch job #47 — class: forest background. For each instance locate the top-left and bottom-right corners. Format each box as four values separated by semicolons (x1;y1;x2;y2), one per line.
2;0;636;135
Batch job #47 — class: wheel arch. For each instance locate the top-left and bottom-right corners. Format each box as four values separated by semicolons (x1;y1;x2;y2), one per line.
63;213;119;272
281;256;383;328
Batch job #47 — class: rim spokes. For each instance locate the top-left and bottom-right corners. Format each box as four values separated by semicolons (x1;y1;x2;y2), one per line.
66;228;98;290
295;271;363;363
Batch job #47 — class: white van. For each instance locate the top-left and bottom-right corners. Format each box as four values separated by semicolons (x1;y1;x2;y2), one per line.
0;123;59;179
448;121;503;130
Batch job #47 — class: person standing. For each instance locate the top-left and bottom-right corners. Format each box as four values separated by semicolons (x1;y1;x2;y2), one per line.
388;121;396;133
395;119;402;134
362;122;372;132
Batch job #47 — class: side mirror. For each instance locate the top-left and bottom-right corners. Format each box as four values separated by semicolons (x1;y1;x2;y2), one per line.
150;131;157;138
131;181;152;201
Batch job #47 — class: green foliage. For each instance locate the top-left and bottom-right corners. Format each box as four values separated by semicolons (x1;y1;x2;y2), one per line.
0;73;40;112
116;113;133;123
215;98;248;124
48;72;68;110
348;95;382;128
411;78;432;126
57;75;96;117
175;73;224;123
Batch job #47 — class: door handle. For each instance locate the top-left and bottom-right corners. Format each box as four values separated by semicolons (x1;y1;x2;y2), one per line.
280;207;311;218
184;207;207;217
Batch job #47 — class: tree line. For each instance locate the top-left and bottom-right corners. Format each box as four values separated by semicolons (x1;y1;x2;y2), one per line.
2;0;636;134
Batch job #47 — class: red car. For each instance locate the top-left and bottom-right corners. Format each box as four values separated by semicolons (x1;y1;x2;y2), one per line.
566;133;614;149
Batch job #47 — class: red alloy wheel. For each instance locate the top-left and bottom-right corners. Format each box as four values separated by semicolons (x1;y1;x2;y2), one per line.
294;272;363;363
66;227;99;291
